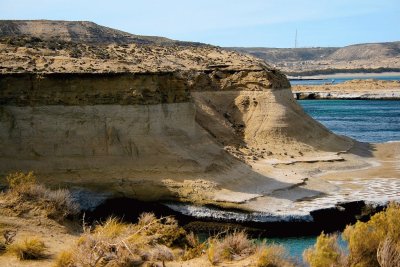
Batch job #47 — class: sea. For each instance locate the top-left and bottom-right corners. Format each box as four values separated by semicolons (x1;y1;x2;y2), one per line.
270;97;400;263
299;100;400;143
289;74;400;85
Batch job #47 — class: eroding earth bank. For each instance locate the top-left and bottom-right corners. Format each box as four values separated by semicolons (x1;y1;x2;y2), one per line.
0;21;399;230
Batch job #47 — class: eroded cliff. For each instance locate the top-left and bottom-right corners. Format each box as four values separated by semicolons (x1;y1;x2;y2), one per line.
2;20;386;218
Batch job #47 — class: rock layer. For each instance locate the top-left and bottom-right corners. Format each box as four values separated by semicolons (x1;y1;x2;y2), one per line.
2;20;396;217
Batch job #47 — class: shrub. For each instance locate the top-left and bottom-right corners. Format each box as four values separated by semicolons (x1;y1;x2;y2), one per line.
64;213;190;266
6;171;36;189
256;243;296;267
303;203;400;267
54;251;74;267
8;237;47;260
343;202;400;267
207;231;255;264
182;231;205;260
2;171;80;221
377;237;400;267
303;232;346;267
93;217;128;238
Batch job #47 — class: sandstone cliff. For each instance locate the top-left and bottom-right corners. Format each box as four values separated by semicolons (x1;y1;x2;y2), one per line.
0;20;365;215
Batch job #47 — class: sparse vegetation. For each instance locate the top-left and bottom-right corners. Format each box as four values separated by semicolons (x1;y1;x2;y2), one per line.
343;202;400;267
303;202;400;267
57;213;190;266
7;237;47;260
1;171;80;221
207;231;255;264
256;243;296;267
303;232;346;267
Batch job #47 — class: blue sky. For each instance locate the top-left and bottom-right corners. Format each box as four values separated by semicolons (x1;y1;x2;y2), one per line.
1;0;399;47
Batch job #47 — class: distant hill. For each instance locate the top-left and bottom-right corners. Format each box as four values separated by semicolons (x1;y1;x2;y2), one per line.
231;42;400;75
231;42;400;63
0;20;201;46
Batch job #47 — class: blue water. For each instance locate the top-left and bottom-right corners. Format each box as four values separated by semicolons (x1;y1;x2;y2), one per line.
290;75;400;85
299;100;400;143
266;236;316;263
266;235;348;264
267;100;399;263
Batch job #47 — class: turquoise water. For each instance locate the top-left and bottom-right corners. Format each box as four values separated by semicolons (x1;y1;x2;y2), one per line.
266;235;348;264
266;236;316;263
269;100;398;263
299;100;400;143
290;75;400;85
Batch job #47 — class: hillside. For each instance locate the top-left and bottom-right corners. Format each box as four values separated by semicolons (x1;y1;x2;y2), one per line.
0;20;201;46
232;42;400;75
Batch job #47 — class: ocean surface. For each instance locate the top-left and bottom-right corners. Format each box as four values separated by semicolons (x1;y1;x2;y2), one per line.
290;75;400;85
299;100;400;143
266;99;399;263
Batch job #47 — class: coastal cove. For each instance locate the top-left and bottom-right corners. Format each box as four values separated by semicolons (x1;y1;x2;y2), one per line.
77;99;400;262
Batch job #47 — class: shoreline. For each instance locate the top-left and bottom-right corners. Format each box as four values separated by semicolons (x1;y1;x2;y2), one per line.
295;71;400;79
83;197;388;238
293;92;400;100
292;79;400;99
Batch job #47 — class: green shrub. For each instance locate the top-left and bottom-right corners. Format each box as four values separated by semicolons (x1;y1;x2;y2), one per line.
343;202;400;267
303;232;345;267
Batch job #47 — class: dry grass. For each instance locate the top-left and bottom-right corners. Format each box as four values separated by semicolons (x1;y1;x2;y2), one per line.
207;231;255;264
182;231;205;260
54;250;74;267
1;171;80;221
7;237;47;260
377;237;400;267
57;212;194;266
256;243;296;267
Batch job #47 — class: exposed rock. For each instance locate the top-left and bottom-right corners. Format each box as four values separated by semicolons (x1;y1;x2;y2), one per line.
0;20;398;218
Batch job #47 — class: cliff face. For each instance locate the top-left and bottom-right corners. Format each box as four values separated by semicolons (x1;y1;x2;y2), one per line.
0;20;353;210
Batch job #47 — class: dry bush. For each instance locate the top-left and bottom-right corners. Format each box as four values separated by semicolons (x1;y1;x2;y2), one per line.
182;231;205;260
7;237;47;260
256;243;296;267
207;231;255;264
0;228;16;255
1;171;80;221
343;202;400;267
93;217;129;239
377;237;400;267
58;213;194;266
6;171;36;189
303;232;346;267
54;251;74;267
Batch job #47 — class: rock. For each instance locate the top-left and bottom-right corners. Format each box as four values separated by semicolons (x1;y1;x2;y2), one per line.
0;20;353;210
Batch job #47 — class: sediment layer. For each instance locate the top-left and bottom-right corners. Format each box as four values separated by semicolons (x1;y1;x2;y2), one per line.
1;20;399;219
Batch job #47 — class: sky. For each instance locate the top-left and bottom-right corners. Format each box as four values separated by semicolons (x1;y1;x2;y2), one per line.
0;0;399;48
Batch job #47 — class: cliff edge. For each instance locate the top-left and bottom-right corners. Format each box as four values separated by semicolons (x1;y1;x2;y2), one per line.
2;21;395;219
